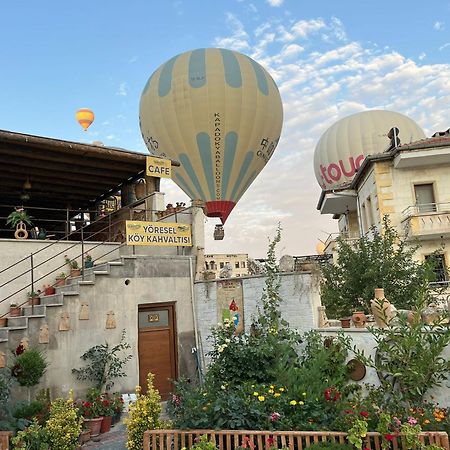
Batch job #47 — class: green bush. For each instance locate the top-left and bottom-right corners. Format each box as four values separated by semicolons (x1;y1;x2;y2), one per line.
13;400;46;421
12;348;47;387
308;442;354;450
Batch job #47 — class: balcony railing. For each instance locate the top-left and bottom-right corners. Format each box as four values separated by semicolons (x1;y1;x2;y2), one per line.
401;202;450;239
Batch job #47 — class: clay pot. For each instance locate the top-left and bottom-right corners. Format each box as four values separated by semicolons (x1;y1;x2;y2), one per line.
70;268;81;278
44;286;56;296
340;317;351;328
55;277;66;287
100;415;112;433
0;317;7;327
28;296;40;306
370;288;393;328
9;306;21;317
352;311;367;328
78;428;91;444
84;417;103;437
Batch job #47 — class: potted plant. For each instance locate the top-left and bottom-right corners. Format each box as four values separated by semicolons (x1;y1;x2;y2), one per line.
27;290;41;306
111;392;124;425
55;272;67;287
79;389;104;437
6;208;33;239
65;255;81;277
9;303;21;317
0;316;7;327
84;253;94;269
99;394;115;433
43;284;56;296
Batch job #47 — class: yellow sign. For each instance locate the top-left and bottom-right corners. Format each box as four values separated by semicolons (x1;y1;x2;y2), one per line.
146;156;171;178
125;221;192;246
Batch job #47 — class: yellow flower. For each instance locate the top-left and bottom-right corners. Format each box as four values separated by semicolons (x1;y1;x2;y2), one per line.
299;401;304;405
290;400;297;406
253;392;259;396
274;393;281;398
279;387;285;392
268;389;274;394
302;392;307;396
258;396;265;402
424;419;431;424
270;385;274;389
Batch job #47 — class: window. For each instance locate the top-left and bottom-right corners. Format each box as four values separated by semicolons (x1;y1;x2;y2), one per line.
241;262;246;268
210;261;216;270
205;262;209;270
235;262;240;269
220;262;224;269
425;254;448;283
414;184;436;213
366;196;374;228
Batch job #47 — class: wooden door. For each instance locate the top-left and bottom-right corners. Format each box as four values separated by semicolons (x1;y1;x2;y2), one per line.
138;304;177;399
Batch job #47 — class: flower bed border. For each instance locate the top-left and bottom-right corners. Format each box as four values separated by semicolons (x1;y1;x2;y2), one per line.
143;429;450;450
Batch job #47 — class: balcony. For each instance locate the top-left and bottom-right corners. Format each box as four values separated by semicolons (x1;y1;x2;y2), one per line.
401;202;450;240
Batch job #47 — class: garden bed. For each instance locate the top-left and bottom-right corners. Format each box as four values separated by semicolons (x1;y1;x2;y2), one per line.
143;429;450;450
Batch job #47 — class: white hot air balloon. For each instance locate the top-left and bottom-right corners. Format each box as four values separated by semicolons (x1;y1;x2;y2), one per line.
139;48;283;224
314;110;425;190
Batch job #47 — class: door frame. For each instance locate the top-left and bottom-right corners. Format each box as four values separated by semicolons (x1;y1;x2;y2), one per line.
137;302;178;389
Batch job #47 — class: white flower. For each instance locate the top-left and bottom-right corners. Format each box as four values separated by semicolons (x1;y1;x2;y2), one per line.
225;338;231;344
221;385;226;390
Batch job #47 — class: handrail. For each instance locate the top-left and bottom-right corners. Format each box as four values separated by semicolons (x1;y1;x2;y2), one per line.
0;195;192;317
402;202;450;218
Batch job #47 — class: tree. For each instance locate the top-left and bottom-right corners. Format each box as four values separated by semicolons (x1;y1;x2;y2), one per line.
320;217;437;319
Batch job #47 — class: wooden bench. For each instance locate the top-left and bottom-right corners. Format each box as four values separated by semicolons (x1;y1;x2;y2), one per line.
0;431;12;450
143;429;450;450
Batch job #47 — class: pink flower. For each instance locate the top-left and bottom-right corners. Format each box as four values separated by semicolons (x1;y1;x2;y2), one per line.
407;417;418;426
270;412;281;422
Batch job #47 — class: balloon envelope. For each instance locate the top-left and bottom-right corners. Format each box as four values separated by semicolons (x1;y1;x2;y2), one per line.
314;110;425;190
76;108;95;131
139;48;283;223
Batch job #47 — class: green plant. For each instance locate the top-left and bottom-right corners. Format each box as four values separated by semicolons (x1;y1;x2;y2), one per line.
188;434;218;450
11;418;50;450
320;217;437;318
27;290;39;298
347;417;368;450
13;400;46;421
125;372;163;450
12;347;48;387
64;255;79;269
44;395;83;450
351;293;450;406
56;272;66;279
72;329;132;391
308;442;354;450
6;209;32;228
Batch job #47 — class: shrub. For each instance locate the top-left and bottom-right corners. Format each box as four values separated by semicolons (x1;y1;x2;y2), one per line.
13;400;46;421
12;347;47;387
125;372;163;450
11;418;49;449
308;443;354;450
44;395;82;450
72;329;132;391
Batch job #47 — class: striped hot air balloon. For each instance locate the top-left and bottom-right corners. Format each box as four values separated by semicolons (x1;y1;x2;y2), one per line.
139;48;283;224
76;108;95;131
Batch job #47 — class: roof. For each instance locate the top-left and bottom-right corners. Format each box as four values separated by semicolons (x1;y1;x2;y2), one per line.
0;129;149;230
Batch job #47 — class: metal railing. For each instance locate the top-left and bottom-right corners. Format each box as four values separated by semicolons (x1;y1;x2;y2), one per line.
402;202;450;218
0;195;192;318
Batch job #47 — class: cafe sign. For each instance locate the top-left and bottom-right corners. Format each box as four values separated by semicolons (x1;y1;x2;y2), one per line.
146;155;171;178
125;221;192;246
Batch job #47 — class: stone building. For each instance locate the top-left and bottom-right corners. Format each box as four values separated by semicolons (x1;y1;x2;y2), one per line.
203;253;249;278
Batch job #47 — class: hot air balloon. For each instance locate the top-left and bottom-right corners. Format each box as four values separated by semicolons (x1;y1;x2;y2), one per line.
139;48;283;224
314;110;425;190
76;108;95;131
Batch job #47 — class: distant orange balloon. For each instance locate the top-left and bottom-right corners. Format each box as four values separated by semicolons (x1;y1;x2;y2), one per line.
76;108;95;131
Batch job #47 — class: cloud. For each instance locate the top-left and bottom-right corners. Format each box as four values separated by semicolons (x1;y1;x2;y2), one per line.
266;0;283;6
439;42;450;51
116;82;128;97
434;21;445;31
161;14;450;258
418;52;426;60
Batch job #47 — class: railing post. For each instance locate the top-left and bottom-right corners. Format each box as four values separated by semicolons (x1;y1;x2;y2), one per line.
30;253;34;315
81;226;85;281
66;207;70;240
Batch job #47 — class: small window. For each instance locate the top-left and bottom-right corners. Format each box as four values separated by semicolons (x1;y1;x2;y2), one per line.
205;262;209;270
241;262;246;268
235;262;240;268
220;262;224;269
425;254;448;283
414;184;436;213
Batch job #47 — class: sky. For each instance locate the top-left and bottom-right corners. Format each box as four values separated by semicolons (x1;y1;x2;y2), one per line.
1;0;450;258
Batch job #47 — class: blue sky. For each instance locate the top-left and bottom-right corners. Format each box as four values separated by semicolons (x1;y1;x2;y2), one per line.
1;1;450;257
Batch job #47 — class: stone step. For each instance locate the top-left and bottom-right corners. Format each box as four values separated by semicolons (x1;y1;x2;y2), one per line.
22;305;46;316
93;270;109;276
41;294;63;306
6;317;27;327
78;281;95;286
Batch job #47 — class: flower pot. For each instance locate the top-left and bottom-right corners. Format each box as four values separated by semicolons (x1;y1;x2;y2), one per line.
340;317;351;328
0;317;7;327
112;410;122;426
9;306;21;317
100;415;112;433
44;286;56;296
28;296;40;306
70;268;81;277
84;417;103;437
79;428;91;444
55;277;66;287
351;311;367;328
